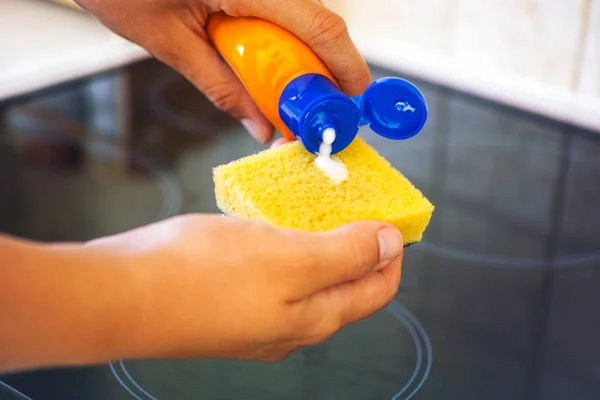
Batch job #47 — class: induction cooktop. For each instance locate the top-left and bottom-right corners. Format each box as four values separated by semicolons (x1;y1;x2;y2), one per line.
1;61;599;400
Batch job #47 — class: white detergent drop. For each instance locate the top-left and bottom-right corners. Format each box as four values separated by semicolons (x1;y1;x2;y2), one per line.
315;128;348;184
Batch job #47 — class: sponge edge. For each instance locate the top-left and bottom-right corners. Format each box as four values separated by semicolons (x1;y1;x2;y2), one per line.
213;136;434;245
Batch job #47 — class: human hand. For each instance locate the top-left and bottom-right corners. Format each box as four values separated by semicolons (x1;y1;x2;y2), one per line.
75;0;371;144
86;214;403;362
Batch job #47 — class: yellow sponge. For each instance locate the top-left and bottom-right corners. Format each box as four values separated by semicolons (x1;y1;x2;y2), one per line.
213;136;434;245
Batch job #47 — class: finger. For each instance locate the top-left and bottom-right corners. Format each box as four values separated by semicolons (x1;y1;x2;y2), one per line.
283;221;403;300
271;137;294;148
155;25;274;143
219;0;371;96
298;252;403;339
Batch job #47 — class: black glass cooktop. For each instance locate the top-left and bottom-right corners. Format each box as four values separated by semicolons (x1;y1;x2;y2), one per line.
1;60;600;400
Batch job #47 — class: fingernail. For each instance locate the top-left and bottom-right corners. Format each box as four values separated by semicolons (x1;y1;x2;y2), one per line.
377;227;403;264
241;119;267;144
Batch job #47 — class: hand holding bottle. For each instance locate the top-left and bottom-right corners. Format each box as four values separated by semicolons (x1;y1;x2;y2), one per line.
75;0;371;143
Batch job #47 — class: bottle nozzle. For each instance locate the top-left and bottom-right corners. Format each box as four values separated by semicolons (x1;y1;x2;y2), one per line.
321;127;336;145
278;74;359;155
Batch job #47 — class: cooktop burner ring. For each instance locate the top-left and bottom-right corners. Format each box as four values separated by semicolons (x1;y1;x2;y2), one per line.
108;300;432;400
387;300;433;400
0;380;32;400
110;361;158;400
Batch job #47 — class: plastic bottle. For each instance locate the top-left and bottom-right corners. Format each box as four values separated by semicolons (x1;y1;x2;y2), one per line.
206;12;427;155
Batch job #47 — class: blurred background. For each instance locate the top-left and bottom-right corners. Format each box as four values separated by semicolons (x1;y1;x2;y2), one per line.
1;1;600;400
2;0;599;131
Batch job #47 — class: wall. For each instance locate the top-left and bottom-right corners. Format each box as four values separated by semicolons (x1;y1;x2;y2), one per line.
328;0;600;132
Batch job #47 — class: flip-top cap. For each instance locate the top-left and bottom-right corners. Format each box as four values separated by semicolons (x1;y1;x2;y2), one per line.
279;74;427;155
357;77;428;140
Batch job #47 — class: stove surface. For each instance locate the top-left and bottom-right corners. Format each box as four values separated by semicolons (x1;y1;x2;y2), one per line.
1;61;599;400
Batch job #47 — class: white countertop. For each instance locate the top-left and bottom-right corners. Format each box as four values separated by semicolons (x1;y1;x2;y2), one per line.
351;29;600;133
0;0;149;101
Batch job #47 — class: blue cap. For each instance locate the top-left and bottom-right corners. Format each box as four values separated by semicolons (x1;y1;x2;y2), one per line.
278;73;427;154
356;77;428;140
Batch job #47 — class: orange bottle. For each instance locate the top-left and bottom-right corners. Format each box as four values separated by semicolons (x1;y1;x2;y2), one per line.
207;12;427;155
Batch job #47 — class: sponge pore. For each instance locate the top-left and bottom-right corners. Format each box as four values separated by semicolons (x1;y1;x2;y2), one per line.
213;136;434;245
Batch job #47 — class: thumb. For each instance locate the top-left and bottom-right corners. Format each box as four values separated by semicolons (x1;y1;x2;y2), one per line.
287;221;404;300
